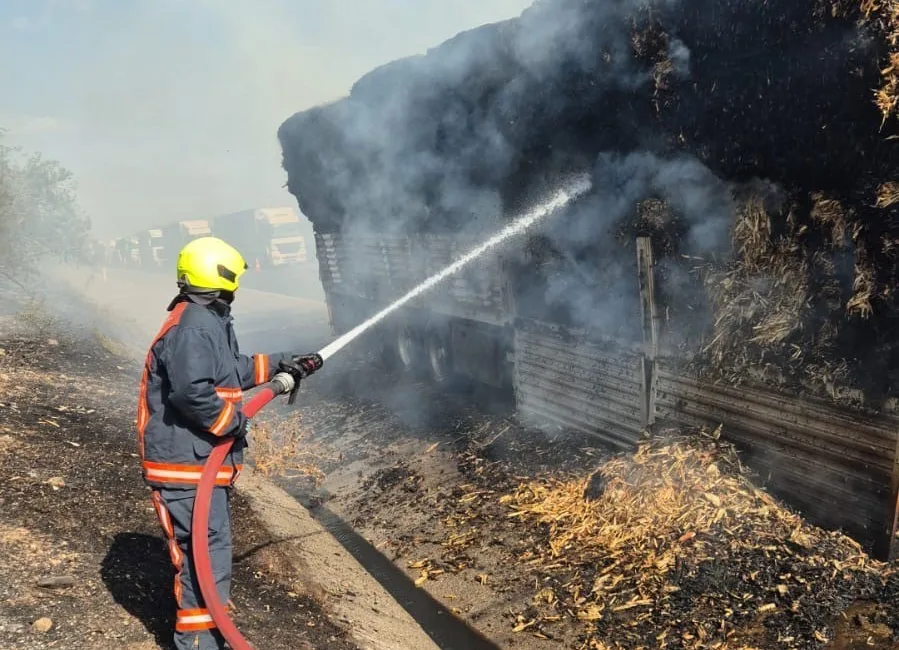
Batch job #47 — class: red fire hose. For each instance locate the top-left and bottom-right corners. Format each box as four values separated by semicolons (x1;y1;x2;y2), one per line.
191;380;283;650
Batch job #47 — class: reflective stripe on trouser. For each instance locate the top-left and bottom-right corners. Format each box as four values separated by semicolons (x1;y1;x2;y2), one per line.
152;487;232;650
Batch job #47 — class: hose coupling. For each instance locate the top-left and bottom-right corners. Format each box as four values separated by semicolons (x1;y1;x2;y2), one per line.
271;372;296;396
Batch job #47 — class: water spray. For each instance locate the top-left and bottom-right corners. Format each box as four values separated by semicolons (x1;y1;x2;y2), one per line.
191;176;592;650
318;175;593;362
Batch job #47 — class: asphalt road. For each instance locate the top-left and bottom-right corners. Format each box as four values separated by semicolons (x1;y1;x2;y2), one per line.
121;262;327;304
40;264;334;359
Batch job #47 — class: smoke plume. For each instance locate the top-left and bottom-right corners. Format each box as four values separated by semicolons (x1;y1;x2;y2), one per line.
278;0;899;396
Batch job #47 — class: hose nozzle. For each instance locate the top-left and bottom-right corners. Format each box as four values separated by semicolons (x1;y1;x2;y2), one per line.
276;353;323;405
296;353;323;376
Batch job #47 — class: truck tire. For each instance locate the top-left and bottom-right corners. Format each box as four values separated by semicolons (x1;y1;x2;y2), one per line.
396;325;424;376
426;328;453;385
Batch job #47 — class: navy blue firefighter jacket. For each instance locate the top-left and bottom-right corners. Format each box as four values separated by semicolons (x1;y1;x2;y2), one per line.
137;295;291;489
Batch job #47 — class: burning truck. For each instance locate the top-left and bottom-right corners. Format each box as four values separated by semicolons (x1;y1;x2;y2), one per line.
279;0;899;553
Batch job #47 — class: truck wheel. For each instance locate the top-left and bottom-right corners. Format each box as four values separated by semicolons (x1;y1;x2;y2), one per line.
426;329;452;384
396;325;422;375
396;325;416;367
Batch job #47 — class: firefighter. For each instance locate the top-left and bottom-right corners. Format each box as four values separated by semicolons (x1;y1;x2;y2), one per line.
137;236;317;649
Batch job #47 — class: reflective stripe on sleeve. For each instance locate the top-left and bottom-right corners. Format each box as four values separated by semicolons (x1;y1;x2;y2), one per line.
254;353;269;385
214;386;243;402
208;401;235;436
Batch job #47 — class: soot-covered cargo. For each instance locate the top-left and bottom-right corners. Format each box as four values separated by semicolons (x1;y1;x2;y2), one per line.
279;0;899;401
279;0;899;402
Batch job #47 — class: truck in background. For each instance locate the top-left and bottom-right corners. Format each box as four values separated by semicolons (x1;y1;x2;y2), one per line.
112;237;142;267
107;210;313;273
138;228;166;270
111;238;128;266
211;207;308;268
160;220;211;264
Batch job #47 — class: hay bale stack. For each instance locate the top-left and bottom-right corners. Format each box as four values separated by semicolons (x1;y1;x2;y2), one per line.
280;0;899;230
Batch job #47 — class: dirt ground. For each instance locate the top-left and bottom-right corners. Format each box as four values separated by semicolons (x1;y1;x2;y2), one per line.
0;316;357;650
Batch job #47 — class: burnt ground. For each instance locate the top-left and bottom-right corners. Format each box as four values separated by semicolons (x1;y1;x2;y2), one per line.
17;267;899;649
264;349;899;650
0;321;357;650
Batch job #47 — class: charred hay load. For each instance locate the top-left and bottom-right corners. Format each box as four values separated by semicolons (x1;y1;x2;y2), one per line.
279;0;899;401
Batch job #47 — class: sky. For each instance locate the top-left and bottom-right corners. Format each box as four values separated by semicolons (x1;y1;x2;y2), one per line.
0;0;534;238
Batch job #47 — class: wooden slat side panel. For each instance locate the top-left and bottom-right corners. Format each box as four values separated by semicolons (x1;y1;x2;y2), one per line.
514;321;645;449
316;232;509;324
655;363;898;542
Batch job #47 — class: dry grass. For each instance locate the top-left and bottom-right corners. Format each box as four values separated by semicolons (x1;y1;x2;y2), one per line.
502;429;883;649
630;16;675;102
810;192;850;248
876;180;899;207
249;412;326;485
695;192;877;393
847;237;878;318
861;0;899;124
652;58;675;94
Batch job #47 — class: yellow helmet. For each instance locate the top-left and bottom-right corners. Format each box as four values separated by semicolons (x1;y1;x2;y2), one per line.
176;237;247;293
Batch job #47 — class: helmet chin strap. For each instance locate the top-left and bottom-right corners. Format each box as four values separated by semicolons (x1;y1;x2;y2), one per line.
176;283;236;306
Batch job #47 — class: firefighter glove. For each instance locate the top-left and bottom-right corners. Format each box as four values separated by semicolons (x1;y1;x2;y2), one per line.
287;353;323;378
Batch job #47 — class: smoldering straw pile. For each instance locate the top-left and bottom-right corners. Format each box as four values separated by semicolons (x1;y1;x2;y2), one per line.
502;428;897;649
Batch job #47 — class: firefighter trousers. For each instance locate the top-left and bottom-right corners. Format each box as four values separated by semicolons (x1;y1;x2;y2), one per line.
152;487;232;650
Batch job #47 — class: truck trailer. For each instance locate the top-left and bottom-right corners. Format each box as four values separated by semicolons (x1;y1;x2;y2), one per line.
159;220;211;264
211;207;307;268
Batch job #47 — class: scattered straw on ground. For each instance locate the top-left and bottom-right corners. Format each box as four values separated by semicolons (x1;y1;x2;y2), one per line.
249;411;326;484
501;428;888;649
861;0;899;124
